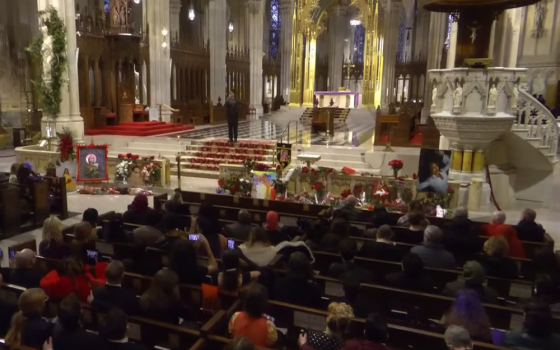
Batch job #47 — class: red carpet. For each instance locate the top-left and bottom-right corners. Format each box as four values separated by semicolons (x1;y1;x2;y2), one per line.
85;121;194;136
379;133;423;145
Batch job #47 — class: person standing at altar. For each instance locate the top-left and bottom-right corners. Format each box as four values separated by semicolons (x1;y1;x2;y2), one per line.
226;91;240;143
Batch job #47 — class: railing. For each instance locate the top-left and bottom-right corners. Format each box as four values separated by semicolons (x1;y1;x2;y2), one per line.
515;89;558;158
157;104;179;122
277;121;299;144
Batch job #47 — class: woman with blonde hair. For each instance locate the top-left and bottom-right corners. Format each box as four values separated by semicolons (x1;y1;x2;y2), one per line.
480;236;519;279
5;288;53;349
298;302;354;350
39;216;71;260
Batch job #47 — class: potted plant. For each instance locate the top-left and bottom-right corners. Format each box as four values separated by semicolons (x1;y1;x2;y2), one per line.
27;6;67;141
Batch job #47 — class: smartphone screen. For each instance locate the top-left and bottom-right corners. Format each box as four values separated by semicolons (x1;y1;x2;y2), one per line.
188;234;199;241
86;250;98;259
8;249;16;260
228;239;235;249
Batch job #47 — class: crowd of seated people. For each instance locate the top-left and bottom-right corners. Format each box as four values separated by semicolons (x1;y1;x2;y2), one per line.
2;193;560;350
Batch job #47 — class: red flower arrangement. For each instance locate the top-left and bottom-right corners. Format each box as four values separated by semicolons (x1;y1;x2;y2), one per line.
341;189;352;198
118;153;140;160
388;159;404;170
255;163;271;171
302;167;309;174
412;173;418;180
57;128;75;163
365;205;374;211
276;164;281;171
314;182;325;191
447;187;455;194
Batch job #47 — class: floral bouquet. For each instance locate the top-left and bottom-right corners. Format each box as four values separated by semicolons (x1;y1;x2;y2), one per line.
255;163;271;171
340;189;352;198
115;159;133;183
141;162;162;186
239;178;252;197
388;159;403;170
314;181;326;203
57;127;75;163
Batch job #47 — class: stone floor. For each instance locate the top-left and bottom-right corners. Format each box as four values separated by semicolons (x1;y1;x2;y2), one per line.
2;108;559;265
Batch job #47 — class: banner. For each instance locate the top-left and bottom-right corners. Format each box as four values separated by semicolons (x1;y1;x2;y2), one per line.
77;144;109;182
276;142;292;170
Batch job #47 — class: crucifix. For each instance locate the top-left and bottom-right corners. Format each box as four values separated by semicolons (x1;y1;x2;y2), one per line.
343;61;355;89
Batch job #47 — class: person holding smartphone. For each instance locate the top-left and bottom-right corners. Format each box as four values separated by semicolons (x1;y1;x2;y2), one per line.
169;235;218;285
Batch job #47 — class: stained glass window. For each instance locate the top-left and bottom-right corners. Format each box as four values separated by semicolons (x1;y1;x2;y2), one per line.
104;0;109;13
397;16;405;62
353;24;365;63
445;14;452;50
270;0;280;58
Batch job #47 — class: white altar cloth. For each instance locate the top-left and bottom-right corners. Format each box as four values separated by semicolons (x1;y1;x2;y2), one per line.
315;91;359;108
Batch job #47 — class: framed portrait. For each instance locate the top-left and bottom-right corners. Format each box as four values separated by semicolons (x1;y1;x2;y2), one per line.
77;144;109;182
417;149;451;195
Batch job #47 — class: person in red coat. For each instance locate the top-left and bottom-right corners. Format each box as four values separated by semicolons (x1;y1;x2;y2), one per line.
482;211;526;259
40;257;107;302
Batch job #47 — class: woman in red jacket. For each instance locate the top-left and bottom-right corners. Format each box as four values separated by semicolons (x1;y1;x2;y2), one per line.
482;211;526;259
40;257;106;302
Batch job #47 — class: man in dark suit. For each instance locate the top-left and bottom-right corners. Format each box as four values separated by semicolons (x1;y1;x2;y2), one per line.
9;249;44;288
384;252;435;293
333;195;363;222
226;91;240;143
443;207;482;263
515;208;546;242
223;210;252;241
329;239;373;282
358;225;403;262
92;261;139;315
52;294;104;350
100;309;149;350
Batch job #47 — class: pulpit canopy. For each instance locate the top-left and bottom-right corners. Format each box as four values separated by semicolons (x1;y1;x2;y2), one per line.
419;0;541;12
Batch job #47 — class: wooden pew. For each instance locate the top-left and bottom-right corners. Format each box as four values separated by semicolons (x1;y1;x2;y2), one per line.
210;298;513;350
0;184;21;238
309;251;534;300
81;303;202;349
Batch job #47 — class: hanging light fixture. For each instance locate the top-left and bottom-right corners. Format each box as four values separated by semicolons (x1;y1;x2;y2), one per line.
188;5;195;20
350;19;361;26
228;21;234;33
133;0;140;4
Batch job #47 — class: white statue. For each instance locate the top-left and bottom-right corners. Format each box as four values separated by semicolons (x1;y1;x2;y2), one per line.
533;2;545;37
41;25;53;85
467;25;481;44
453;83;463;108
511;84;519;109
488;84;498;108
431;85;438;108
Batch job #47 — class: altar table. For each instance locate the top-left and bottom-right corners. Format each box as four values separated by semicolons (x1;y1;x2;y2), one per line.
315;91;359;108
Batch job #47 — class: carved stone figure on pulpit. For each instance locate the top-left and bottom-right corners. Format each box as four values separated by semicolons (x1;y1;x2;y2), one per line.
431;86;438;108
511;84;519;109
488;84;498;108
41;25;53;87
453;83;463;108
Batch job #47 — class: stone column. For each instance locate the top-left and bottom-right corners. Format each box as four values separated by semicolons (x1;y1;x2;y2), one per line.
401;0;414;62
147;0;172;122
420;12;447;122
446;21;458;69
37;0;84;141
278;0;293;103
208;0;227;104
328;5;347;91
169;0;182;41
246;0;265;115
380;1;402;107
263;0;270;54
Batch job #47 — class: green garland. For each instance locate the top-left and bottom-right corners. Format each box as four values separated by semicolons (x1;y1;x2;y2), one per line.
26;6;67;116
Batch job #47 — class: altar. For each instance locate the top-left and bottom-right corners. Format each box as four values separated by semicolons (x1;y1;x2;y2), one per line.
315;91;359;108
